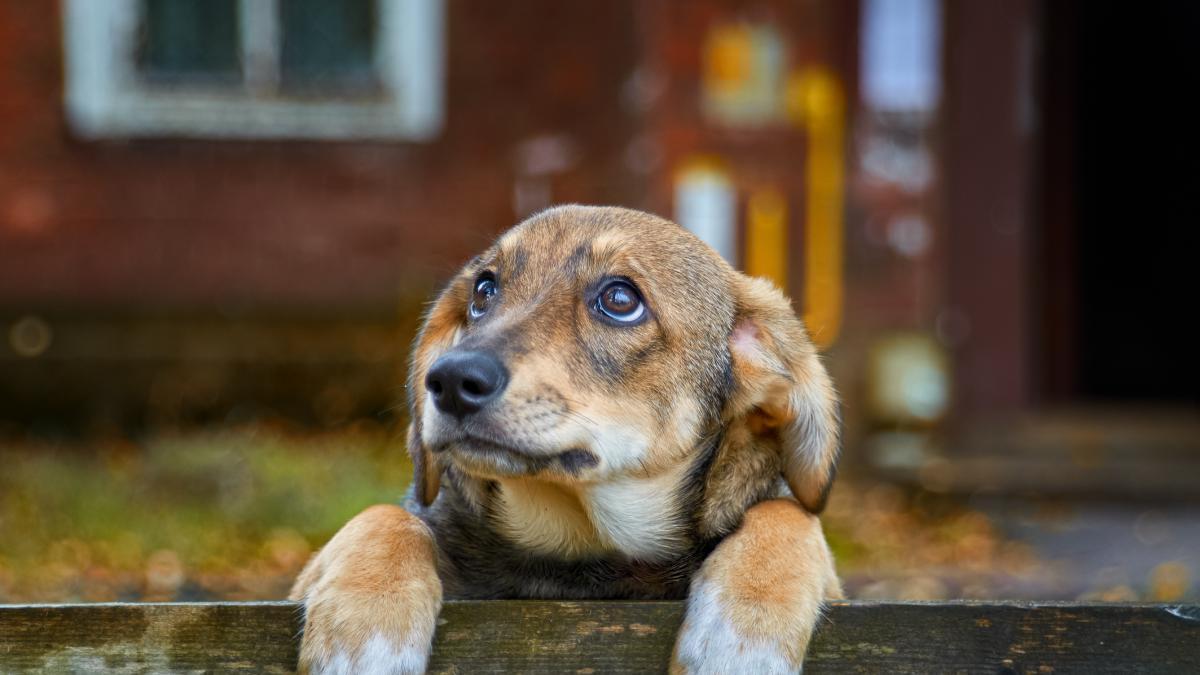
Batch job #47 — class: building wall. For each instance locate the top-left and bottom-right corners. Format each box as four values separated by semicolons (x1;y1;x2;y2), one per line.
0;1;645;430
0;0;870;434
0;1;641;310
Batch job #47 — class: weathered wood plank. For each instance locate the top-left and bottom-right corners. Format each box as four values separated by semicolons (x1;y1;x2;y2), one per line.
1;601;1197;673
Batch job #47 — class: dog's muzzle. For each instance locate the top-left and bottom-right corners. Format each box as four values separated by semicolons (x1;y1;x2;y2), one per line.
425;349;509;419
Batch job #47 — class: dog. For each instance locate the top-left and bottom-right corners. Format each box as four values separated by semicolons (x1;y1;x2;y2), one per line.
290;205;843;674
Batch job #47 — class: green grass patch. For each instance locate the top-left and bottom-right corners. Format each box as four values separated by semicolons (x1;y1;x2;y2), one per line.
0;424;412;601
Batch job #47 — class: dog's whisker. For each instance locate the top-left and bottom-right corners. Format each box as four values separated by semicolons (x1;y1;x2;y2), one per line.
379;400;409;416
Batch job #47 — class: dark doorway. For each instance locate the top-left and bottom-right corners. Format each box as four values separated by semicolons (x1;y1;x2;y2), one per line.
1040;0;1200;404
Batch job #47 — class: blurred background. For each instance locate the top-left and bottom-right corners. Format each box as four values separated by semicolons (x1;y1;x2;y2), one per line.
1;0;1196;604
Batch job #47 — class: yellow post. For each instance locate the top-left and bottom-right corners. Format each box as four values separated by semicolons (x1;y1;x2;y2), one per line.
744;187;788;291
787;66;846;350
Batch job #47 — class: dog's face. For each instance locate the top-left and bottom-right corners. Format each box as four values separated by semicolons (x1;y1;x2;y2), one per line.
408;205;837;520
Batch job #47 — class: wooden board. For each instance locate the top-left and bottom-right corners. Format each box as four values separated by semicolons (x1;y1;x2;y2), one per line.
1;601;1197;673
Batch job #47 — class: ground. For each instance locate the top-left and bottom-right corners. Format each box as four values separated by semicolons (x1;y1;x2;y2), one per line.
0;425;1195;603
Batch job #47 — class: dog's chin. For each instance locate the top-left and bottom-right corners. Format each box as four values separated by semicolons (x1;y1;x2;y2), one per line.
435;435;600;480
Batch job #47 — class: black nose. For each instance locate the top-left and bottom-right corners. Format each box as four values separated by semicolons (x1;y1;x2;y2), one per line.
425;350;508;418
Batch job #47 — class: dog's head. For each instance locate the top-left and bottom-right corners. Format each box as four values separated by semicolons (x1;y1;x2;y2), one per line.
407;205;838;516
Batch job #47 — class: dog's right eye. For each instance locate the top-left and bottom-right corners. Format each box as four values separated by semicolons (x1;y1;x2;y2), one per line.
469;275;498;319
592;279;647;325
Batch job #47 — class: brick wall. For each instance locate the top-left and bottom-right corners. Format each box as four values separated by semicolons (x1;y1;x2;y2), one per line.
0;1;641;310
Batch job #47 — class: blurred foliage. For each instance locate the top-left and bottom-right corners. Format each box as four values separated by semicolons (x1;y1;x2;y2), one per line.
0;423;410;601
822;482;1043;600
1;425;1192;603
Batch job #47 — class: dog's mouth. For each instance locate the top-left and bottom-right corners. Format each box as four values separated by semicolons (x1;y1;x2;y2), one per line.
436;433;599;478
449;434;534;460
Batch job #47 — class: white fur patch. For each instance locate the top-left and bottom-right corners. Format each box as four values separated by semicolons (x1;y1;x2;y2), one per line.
319;633;429;675
579;423;650;473
584;468;690;560
674;585;798;675
493;464;691;561
496;478;604;558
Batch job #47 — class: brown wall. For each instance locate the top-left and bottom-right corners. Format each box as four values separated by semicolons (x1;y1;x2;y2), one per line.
0;1;641;310
0;0;869;433
942;0;1037;414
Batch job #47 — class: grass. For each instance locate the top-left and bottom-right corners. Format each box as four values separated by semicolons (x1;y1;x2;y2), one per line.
0;423;411;601
4;424;1189;603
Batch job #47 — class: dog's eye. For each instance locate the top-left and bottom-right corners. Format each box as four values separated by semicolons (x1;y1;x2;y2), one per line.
470;275;498;319
594;280;646;324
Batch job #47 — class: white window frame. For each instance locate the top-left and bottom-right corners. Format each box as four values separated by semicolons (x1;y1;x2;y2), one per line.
62;0;444;140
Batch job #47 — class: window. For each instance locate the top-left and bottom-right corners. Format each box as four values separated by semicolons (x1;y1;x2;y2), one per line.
63;0;444;140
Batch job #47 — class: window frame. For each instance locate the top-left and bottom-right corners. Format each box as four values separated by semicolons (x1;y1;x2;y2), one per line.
62;0;444;140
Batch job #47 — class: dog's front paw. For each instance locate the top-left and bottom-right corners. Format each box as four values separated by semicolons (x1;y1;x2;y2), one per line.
671;501;841;675
290;505;443;675
298;588;438;675
670;585;801;675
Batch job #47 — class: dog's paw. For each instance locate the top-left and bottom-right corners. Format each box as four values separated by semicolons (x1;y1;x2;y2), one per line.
672;500;840;674
290;505;443;675
670;585;800;675
297;590;438;675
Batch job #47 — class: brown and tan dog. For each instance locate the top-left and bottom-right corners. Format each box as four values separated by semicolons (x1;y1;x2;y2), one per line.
291;205;842;674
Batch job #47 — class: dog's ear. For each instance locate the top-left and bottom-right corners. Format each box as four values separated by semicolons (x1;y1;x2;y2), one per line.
726;276;840;513
407;275;469;506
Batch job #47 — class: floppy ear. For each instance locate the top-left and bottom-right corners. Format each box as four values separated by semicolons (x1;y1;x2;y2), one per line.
726;276;840;513
406;275;469;506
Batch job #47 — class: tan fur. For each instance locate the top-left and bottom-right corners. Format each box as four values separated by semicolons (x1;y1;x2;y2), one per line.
410;208;732;498
722;276;840;514
290;505;442;673
495;477;601;558
671;500;842;673
294;205;842;672
408;281;468;505
492;456;696;561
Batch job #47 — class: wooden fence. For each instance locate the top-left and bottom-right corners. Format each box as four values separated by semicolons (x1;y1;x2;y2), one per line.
2;600;1198;673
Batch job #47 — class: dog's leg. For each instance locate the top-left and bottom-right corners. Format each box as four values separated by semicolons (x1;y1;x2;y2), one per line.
671;499;842;674
289;504;442;675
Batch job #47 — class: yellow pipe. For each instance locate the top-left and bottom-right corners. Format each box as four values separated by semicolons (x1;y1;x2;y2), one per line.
745;187;788;291
788;66;845;349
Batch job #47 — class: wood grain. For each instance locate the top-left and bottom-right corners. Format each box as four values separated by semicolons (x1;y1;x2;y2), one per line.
1;601;1197;673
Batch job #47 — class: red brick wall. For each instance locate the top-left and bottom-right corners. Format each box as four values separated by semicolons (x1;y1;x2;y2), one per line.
0;1;641;310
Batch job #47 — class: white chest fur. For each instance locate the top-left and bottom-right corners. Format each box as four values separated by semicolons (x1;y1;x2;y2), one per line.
494;466;691;561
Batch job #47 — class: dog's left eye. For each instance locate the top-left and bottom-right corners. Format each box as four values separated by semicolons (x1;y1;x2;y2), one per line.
594;280;646;324
469;275;498;319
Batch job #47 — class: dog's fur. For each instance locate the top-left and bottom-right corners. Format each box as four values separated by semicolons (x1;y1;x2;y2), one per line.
291;205;843;674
